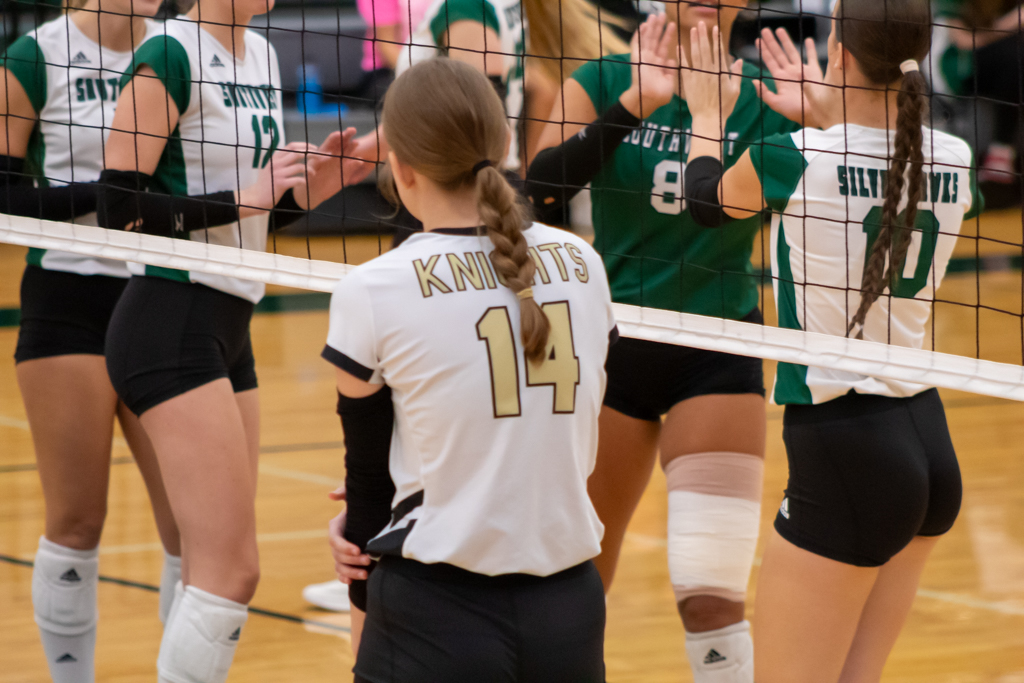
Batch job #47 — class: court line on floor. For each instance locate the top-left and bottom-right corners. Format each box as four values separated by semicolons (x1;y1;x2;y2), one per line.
96;528;328;556
0;552;350;634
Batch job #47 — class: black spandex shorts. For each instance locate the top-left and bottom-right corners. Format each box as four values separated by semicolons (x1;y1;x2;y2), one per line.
354;556;606;683
15;265;128;363
603;308;765;421
105;276;257;416
776;388;962;567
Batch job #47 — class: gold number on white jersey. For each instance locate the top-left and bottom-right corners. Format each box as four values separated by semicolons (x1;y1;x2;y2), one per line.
476;302;580;418
525;301;579;413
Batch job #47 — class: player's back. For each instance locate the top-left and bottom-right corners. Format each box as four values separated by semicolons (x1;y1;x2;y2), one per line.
326;222;615;577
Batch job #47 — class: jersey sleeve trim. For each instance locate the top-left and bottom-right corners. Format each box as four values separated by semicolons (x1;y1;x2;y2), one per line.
749;132;808;213
322;345;375;381
3;36;47;114
121;35;192;115
429;0;501;47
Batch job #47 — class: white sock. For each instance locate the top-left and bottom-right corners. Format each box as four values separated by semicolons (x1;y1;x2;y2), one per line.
33;536;99;683
157;586;248;683
685;620;754;683
159;553;183;624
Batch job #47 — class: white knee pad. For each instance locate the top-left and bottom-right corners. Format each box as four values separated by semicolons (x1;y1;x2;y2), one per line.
33;536;99;635
160;553;183;624
685;620;754;683
665;453;763;603
158;586;248;683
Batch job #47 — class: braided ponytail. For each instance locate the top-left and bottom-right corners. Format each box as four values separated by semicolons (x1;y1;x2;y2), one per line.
837;0;932;338
476;164;550;362
380;58;550;361
848;69;926;338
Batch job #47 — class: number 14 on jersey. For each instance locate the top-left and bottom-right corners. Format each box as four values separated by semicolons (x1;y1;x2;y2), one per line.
476;302;580;418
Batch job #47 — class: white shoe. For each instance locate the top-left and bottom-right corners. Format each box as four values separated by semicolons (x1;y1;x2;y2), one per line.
302;580;351;612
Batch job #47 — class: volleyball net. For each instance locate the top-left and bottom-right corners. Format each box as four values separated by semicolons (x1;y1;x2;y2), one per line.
0;0;1022;402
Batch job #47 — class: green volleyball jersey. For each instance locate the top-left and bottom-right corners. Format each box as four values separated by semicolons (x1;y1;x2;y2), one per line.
572;54;798;319
121;16;284;303
750;125;982;405
3;16;159;277
399;0;525;170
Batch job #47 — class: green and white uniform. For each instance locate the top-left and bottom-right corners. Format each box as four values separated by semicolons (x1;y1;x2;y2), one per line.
572;56;798;318
3;15;159;276
122;16;284;303
751;125;982;405
398;0;525;170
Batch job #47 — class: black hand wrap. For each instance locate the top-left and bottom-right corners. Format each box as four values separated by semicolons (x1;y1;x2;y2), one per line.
268;189;304;232
525;101;641;218
684;155;736;228
0;154;98;220
97;169;239;235
337;387;396;612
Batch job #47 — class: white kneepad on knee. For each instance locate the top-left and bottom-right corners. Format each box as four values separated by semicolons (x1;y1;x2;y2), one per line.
33;536;99;635
685;620;754;683
664;453;763;602
158;586;248;683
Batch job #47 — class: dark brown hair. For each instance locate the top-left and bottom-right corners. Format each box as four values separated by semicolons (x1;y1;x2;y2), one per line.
379;58;550;361
836;0;931;338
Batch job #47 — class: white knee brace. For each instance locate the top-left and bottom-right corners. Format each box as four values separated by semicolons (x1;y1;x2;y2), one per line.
665;452;764;603
685;620;754;683
158;586;248;683
33;536;99;635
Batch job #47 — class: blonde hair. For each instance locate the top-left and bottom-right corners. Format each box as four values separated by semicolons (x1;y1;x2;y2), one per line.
523;0;629;82
379;59;550;361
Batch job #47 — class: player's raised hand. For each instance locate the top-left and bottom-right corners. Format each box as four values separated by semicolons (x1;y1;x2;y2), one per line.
237;145;308;218
753;28;829;129
620;13;679;119
679;22;743;131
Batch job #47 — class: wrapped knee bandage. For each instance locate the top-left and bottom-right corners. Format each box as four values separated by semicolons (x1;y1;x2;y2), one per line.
665;453;764;603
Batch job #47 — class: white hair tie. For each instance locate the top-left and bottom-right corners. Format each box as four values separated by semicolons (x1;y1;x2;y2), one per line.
900;60;919;75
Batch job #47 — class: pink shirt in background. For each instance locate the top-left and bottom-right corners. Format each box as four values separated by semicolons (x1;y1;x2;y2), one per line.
357;0;431;73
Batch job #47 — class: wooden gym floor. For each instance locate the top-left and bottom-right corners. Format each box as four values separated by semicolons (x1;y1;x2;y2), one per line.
1;211;1023;682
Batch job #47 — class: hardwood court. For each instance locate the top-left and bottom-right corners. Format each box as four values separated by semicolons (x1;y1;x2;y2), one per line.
1;212;1023;682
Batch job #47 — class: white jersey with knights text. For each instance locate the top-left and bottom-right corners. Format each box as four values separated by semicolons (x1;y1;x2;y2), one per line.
324;223;615;577
749;124;982;404
397;0;525;170
3;15;160;277
122;16;285;303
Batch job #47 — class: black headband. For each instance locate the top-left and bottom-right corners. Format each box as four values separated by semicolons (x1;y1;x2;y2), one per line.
472;160;493;175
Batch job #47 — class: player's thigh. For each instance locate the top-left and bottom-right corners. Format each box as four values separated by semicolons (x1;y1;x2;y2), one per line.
16;354;119;544
660;392;767;462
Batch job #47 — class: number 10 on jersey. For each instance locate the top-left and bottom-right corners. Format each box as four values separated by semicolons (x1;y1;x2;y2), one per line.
476;302;580;418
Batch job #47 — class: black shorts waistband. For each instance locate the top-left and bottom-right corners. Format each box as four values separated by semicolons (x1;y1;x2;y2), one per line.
378;555;592;588
783;388;940;426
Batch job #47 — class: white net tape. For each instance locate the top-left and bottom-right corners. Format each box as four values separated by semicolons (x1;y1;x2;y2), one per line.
4;214;1024;402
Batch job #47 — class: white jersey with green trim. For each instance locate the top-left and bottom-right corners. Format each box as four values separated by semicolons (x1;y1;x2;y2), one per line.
397;0;525;170
4;15;160;277
752;124;980;404
323;224;615;576
124;16;284;303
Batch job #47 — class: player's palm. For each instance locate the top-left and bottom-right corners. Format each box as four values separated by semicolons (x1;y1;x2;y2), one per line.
754;28;828;129
629;14;679;117
679;23;743;126
239;144;307;216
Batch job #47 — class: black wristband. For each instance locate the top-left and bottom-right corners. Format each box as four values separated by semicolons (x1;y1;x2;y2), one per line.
98;169;239;235
525;100;641;216
268;189;304;232
684;156;735;228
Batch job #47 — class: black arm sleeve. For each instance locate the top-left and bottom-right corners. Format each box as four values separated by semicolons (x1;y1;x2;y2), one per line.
97;169;239;235
684;155;736;228
488;75;508;110
337;387;396;612
0;154;98;220
267;189;304;232
525;101;640;215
